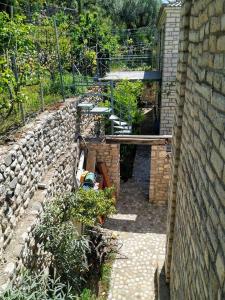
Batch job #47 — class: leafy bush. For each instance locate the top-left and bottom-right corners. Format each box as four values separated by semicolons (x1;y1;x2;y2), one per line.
35;188;116;292
37;188;115;228
36;221;92;292
113;80;144;125
71;188;116;226
2;269;76;300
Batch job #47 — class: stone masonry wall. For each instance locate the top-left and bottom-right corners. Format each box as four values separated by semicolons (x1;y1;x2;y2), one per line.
166;1;225;299
0;99;79;262
149;145;171;205
87;143;120;197
158;5;181;135
0;142;79;291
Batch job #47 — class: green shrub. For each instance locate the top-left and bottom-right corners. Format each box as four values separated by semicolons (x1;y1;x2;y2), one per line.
2;269;76;300
35;188;116;292
113;80;144;125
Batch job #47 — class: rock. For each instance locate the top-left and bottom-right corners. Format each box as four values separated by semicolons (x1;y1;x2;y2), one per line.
10;159;18;170
9;178;17;189
20;159;27;170
4;263;15;277
14;184;21;197
0;173;4;183
38;183;48;190
4;154;13;167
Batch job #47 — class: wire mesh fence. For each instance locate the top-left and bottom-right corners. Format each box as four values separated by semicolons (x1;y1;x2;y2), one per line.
0;5;82;136
0;3;159;136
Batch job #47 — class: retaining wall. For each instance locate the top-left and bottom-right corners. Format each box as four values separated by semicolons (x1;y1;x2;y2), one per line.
0;99;80;290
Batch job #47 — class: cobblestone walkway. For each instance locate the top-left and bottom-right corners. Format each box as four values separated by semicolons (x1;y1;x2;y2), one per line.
105;146;167;300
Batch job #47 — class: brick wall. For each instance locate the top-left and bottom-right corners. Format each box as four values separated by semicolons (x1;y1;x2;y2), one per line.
158;4;181;135
87;143;120;197
166;1;225;299
149;145;171;205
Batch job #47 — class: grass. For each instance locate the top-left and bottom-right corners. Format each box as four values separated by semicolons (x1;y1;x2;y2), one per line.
79;253;115;300
98;253;115;299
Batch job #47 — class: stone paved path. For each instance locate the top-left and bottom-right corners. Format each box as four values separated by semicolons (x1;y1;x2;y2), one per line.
104;146;167;300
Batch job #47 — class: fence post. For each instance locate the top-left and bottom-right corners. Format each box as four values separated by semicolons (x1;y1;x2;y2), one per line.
11;52;26;125
39;80;44;112
110;80;114;135
54;18;65;102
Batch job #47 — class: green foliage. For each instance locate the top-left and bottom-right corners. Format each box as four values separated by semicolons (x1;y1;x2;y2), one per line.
2;269;76;300
38;188;116;228
98;0;161;28
113;80;144;124
71;10;119;74
36;221;92;292
72;188;116;226
0;12;37;118
35;188;116;291
79;289;97;300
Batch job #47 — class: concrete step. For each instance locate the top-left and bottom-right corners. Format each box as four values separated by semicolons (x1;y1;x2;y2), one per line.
115;130;132;135
77;103;94;109
114;125;132;130
113;120;128;126
109;114;120;121
90;107;112;114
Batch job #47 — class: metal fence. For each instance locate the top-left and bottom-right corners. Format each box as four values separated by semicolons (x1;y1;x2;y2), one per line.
0;6;83;136
0;5;159;136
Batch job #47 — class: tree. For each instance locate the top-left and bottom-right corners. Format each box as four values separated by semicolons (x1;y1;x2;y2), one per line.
98;0;161;29
0;12;37;118
70;10;119;75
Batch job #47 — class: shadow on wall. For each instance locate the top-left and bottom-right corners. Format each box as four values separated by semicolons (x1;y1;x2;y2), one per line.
154;264;170;300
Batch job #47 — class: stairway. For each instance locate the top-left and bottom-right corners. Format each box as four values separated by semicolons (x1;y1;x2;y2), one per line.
109;114;132;135
78;103;132;135
77;102;112;115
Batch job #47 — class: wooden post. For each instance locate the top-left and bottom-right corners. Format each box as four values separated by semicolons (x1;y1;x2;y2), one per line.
86;149;96;172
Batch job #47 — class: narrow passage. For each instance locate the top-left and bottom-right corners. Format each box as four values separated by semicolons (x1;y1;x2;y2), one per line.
105;146;167;300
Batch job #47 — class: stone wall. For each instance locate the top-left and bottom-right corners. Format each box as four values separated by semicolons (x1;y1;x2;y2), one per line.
87;142;120;197
0;99;81;290
149;145;171;205
0;142;79;291
166;1;225;299
157;4;181;135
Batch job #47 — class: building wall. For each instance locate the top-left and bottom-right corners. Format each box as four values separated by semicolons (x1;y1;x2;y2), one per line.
158;5;181;135
149;145;171;205
166;1;225;299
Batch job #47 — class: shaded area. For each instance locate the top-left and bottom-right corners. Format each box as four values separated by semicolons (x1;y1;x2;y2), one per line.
104;145;167;300
120;144;136;181
105;179;166;235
